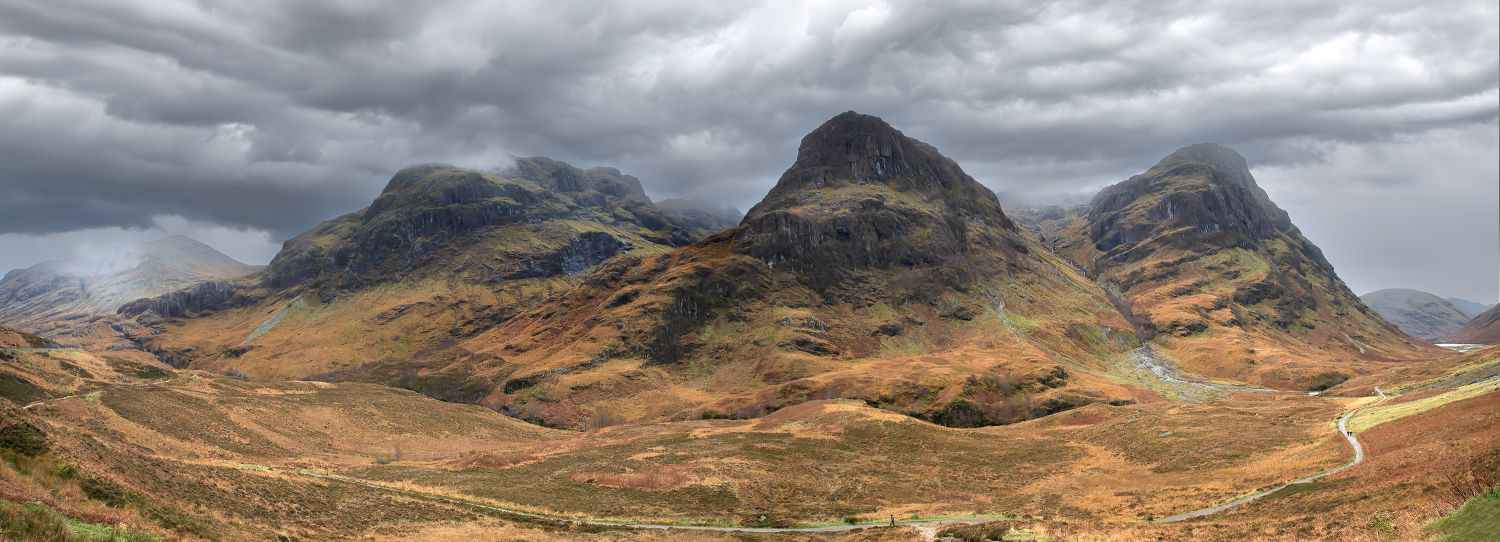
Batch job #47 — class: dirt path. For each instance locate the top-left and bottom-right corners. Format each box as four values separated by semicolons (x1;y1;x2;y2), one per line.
300;471;988;535
21;378;175;410
1150;392;1389;523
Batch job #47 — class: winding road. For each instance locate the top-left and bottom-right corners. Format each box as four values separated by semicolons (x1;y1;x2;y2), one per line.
1151;390;1390;523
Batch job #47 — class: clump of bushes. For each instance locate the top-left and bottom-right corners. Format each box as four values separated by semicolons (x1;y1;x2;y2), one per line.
0;422;48;457
1305;371;1349;392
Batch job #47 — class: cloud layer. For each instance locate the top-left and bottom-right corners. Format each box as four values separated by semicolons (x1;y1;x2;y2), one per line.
0;0;1495;299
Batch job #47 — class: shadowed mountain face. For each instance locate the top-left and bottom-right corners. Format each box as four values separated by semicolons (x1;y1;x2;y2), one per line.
1444;303;1500;344
1360;289;1474;342
1052;143;1431;389
0;236;260;332
258;159;707;292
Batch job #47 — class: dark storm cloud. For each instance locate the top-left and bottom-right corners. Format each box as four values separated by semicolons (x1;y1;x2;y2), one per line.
0;0;1496;299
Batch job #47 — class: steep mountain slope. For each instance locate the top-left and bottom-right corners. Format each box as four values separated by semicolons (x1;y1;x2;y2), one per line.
1051;143;1433;389
1447;297;1495;319
654;197;742;234
457;112;1146;428
1444;303;1500;344
0;236;260;333
124;159;712;381
1360;288;1474;342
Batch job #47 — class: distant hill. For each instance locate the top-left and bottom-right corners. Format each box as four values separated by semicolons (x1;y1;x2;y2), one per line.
0;236;260;332
1443;303;1500;344
654;197;743;235
1360;289;1474;342
1445;297;1495;319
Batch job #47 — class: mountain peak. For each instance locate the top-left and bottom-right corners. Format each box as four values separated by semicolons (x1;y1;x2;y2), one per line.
782;111;923;188
748;111;1012;226
1151;143;1256;192
736;112;1019;284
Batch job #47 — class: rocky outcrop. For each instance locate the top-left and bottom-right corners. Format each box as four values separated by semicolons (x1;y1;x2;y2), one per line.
505;232;635;279
118;281;252;318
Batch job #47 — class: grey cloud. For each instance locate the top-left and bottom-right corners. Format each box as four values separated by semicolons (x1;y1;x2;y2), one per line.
0;0;1494;299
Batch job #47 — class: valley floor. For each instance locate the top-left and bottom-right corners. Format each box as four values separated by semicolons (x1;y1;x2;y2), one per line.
0;343;1496;541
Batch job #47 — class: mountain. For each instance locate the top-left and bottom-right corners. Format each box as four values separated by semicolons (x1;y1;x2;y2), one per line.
459;112;1144;428
1446;297;1495;319
1050;143;1431;389
120;159;720;378
1359;289;1474;342
0;236;260;334
654;197;743;234
1443;303;1500;344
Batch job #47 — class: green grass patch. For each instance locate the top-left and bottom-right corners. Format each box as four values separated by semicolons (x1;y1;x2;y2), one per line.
0;499;165;541
1427;488;1500;542
1349;378;1500;433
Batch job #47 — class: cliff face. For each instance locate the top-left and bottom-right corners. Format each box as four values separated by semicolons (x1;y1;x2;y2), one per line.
1055;144;1431;388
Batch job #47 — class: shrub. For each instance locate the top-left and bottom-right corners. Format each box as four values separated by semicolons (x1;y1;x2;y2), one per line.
0;423;48;456
1305;371;1349;392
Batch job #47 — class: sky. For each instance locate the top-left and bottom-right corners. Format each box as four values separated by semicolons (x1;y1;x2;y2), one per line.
0;0;1496;301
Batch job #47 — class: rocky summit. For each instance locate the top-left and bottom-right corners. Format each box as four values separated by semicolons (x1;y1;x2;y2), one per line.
738;112;1023;291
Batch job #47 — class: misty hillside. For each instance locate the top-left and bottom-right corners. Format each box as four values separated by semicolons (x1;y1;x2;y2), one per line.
0;235;260;331
1360;288;1476;342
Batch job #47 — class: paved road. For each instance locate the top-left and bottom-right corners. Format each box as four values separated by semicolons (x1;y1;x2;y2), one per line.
301;471;988;536
1150;392;1389;523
